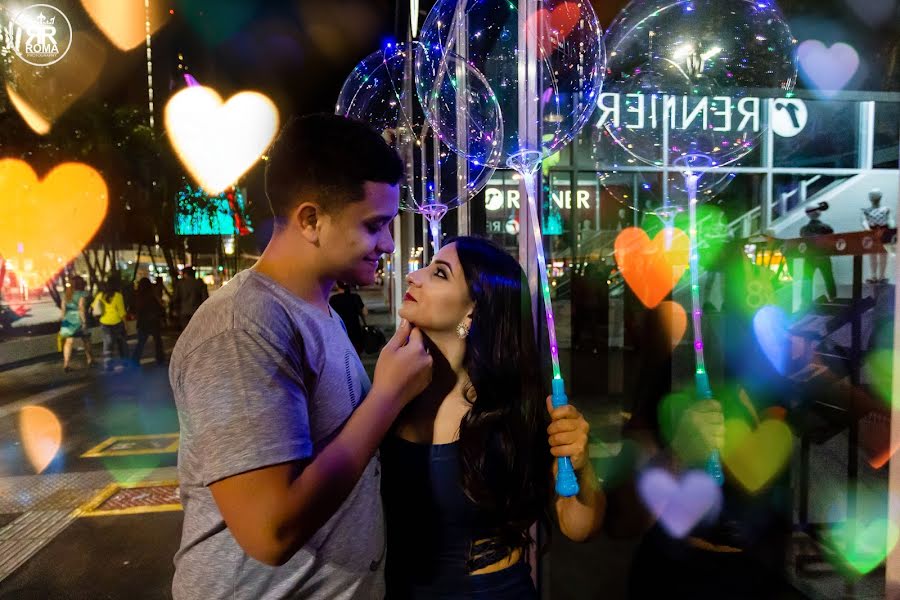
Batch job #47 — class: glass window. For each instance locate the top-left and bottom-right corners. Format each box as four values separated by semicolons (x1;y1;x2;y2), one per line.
874;101;900;169
774;100;860;168
478;171;524;253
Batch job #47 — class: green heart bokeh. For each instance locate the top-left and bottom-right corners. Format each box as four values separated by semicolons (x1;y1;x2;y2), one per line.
865;349;893;406
824;518;899;576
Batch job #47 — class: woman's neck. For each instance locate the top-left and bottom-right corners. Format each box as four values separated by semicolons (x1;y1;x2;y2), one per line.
396;333;472;444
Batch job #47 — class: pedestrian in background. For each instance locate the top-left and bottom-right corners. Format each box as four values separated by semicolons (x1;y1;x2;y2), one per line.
800;202;837;304
132;277;166;365
59;275;94;372
153;277;170;327
172;267;208;330
329;281;368;354
92;277;128;371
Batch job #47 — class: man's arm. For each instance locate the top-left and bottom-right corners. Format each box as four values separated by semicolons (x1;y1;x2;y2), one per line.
207;320;431;566
210;386;402;565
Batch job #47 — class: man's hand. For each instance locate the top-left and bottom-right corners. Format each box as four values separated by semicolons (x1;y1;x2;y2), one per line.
372;319;433;406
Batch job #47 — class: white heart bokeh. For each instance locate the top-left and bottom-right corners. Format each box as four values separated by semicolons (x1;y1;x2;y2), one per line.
165;86;279;195
797;40;860;98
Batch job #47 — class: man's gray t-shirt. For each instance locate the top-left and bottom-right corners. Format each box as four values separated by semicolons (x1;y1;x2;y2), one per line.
170;269;384;599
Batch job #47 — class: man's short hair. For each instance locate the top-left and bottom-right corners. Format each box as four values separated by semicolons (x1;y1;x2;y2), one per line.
264;114;404;223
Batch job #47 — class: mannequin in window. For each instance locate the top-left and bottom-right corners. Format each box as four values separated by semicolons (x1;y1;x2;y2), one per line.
861;189;893;284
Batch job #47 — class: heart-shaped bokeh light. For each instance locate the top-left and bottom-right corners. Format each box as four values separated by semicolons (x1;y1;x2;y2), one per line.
657;300;687;350
165;86;279;195
797;40;860;97
638;468;722;538
753;305;793;375
0;160;108;286
614;227;689;309
722;418;793;493
825;514;899;576
5;32;106;135
19;406;63;474
80;0;172;51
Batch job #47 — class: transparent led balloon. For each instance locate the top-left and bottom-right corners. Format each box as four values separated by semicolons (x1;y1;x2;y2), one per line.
416;0;605;172
601;0;798;168
599;0;797;487
593;124;736;212
336;43;498;228
416;0;605;499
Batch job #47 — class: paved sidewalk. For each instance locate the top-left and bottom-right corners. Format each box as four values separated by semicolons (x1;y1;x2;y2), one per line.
0;347;180;598
0;287;393;598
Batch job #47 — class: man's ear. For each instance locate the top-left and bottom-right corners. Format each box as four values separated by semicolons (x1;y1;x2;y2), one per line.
293;202;322;244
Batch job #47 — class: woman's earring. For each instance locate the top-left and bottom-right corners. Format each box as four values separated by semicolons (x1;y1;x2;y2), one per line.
456;323;469;339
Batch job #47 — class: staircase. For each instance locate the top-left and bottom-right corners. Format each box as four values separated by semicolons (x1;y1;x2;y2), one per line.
727;175;853;239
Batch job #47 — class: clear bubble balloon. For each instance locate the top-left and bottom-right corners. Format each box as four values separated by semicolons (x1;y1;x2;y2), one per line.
416;0;605;172
593;127;736;211
336;42;498;217
599;0;798;169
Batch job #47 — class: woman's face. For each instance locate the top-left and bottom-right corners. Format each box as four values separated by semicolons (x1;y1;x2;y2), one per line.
399;242;474;336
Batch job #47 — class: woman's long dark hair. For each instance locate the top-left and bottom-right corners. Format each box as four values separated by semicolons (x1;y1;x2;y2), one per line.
451;236;552;564
103;277;120;302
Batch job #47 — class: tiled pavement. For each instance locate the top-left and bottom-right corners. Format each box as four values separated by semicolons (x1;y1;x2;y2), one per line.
0;467;178;584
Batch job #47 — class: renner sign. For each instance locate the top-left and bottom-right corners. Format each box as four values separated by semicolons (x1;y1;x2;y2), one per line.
596;93;808;139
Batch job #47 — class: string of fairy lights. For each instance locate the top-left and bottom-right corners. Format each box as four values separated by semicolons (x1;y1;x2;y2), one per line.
144;0;155;131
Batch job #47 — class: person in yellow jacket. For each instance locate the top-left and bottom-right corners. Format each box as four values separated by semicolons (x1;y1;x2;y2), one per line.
92;278;129;371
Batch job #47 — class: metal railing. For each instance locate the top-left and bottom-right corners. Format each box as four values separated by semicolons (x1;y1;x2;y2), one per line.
727;174;853;238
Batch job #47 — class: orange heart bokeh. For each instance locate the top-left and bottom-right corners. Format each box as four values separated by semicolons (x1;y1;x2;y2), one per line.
80;0;171;51
0;160;108;286
19;406;63;474
657;301;687;349
614;227;690;308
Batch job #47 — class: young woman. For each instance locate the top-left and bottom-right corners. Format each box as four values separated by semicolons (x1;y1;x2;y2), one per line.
92;278;128;371
382;236;605;598
59;276;94;372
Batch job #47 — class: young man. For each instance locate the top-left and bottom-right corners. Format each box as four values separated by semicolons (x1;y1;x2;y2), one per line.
169;114;433;599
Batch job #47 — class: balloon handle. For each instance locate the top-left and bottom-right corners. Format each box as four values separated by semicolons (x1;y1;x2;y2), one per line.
552;378;580;498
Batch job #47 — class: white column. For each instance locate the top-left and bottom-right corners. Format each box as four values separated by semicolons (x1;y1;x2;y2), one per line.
858;101;876;170
762;99;775;232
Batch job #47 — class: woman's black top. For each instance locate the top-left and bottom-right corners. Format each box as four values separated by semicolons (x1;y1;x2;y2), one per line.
380;435;537;599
